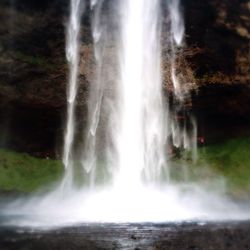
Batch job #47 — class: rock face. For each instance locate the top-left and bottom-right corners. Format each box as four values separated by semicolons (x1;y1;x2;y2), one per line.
184;0;250;143
0;0;249;156
184;0;250;85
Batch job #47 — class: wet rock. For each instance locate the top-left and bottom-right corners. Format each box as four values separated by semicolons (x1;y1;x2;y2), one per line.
0;222;250;250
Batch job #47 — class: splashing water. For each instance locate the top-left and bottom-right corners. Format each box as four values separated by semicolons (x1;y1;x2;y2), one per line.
1;0;250;227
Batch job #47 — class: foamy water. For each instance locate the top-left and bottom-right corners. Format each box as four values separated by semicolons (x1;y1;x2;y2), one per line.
1;0;249;228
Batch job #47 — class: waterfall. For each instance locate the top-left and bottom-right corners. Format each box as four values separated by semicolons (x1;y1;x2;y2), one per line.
115;0;166;187
168;0;198;169
62;0;84;189
63;0;196;188
1;0;250;227
79;0;196;188
81;0;107;187
80;0;168;188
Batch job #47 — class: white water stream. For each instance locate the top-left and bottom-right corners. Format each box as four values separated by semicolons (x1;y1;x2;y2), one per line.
1;0;250;227
62;0;84;189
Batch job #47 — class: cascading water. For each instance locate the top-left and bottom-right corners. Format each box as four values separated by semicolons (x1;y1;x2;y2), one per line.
116;0;167;187
168;0;198;179
81;0;109;187
169;0;185;99
69;0;194;188
79;0;168;188
1;0;250;227
62;0;84;189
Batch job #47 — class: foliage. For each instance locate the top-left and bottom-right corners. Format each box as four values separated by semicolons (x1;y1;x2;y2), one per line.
0;138;250;198
197;138;250;197
0;149;63;192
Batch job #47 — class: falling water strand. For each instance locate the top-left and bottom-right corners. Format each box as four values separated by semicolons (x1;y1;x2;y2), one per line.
62;0;83;189
81;0;107;187
81;0;192;187
168;0;198;170
169;0;184;100
115;0;167;187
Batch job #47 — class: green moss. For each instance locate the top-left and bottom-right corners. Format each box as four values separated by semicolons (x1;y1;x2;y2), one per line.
0;149;63;192
197;138;250;196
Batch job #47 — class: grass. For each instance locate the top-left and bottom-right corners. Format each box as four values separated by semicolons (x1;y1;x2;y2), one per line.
0;149;63;193
0;137;250;197
197;138;250;197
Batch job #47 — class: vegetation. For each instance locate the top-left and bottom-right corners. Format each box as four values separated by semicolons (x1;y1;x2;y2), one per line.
197;137;250;197
0;137;250;197
0;149;63;193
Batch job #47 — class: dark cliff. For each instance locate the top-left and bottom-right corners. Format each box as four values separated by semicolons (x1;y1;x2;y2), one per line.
0;0;249;156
